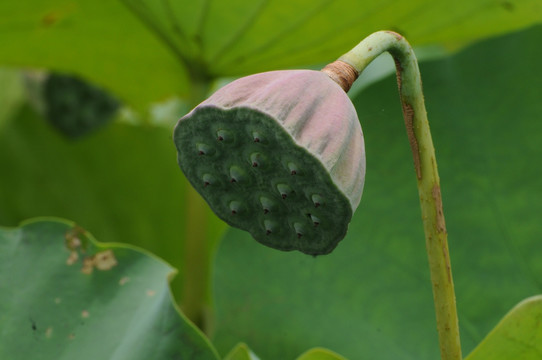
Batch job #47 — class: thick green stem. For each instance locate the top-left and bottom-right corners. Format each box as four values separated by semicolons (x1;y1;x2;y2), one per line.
181;186;211;329
180;77;214;331
328;31;462;360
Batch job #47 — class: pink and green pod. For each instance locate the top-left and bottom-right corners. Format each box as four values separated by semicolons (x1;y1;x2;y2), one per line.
173;70;365;255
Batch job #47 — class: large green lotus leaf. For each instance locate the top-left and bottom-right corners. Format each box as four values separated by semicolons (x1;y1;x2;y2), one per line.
1;1;540;109
223;343;260;360
223;343;348;360
0;104;226;306
0;218;219;360
466;295;542;360
212;26;542;359
0;68;24;128
0;1;190;111
296;348;348;360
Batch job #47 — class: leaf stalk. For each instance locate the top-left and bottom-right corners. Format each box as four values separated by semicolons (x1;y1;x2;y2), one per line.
325;31;462;360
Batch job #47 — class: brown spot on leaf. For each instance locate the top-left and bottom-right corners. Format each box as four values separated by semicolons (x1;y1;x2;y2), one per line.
119;276;130;286
81;310;89;318
65;226;91;268
65;226;87;252
146;290;156;297
501;1;514;11
94;250;117;270
40;4;75;27
45;327;53;338
81;257;94;275
80;250;117;274
41;12;60;27
66;251;78;266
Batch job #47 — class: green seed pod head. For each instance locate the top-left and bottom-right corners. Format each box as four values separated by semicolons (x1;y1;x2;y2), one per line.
174;70;365;255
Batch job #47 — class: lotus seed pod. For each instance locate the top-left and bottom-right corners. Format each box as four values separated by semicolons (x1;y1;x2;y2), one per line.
43;73;119;138
174;70;365;255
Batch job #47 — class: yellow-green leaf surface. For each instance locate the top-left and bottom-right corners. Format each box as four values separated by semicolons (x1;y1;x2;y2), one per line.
296;348;348;360
0;218;219;360
224;343;260;360
223;343;347;360
0;69;25;127
212;25;542;359
1;1;540;109
0;1;191;110
466;295;542;360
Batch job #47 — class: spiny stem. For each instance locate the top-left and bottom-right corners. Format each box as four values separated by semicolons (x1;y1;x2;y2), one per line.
325;31;462;360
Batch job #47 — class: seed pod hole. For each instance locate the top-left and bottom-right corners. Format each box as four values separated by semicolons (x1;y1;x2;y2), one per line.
259;196;275;214
252;131;262;143
229;166;245;183
264;220;276;235
294;223;305;238
229;201;241;215
250;153;263;168
202;174;215;187
196;143;214;156
217;129;233;143
277;184;293;199
312;194;324;208
288;162;298;175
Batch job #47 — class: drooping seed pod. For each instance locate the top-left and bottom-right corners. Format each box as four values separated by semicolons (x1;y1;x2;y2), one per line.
174;69;365;255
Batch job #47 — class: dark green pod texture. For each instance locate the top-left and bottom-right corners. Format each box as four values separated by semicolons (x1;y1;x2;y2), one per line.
43;73;119;138
174;70;365;255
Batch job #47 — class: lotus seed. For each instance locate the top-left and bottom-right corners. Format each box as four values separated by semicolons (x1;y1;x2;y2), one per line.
288;162;298;175
229;201;241;214
277;184;292;199
294;223;305;238
217;129;233;142
250;153;263;167
312;194;324;207
202;174;215;187
259;196;274;213
264;220;276;235
196;143;213;156
229;166;245;183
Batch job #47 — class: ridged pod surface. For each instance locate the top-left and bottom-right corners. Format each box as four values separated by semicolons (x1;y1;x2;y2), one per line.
174;70;365;255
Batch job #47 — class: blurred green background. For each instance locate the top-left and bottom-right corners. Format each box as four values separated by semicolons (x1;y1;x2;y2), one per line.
1;1;542;359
